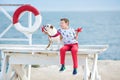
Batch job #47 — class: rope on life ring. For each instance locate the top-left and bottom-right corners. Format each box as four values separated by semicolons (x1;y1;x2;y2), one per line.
13;5;42;36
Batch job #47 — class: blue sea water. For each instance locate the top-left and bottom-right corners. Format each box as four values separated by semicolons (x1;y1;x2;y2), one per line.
0;11;120;60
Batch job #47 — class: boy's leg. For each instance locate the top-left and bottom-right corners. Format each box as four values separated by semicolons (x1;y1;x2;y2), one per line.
71;43;78;68
71;43;78;75
60;45;71;65
59;45;71;71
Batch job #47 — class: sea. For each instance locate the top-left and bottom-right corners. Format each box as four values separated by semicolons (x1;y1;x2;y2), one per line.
0;11;120;60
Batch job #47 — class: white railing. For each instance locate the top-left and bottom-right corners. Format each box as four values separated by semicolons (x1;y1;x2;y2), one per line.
0;4;32;43
0;4;34;80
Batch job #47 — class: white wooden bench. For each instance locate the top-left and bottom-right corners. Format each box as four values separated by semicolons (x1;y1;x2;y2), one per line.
0;44;108;80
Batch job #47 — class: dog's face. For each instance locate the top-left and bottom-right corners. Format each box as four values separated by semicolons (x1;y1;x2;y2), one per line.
42;24;57;36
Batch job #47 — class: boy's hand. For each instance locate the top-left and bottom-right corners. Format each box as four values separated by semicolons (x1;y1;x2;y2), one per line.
75;27;82;33
75;27;82;40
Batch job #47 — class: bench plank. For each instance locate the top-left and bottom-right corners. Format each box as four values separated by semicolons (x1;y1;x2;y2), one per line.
0;44;108;54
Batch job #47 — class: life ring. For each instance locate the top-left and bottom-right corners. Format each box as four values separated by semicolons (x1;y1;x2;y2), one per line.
13;5;42;34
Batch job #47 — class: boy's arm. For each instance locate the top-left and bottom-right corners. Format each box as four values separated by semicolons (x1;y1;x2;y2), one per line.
75;31;79;40
75;27;82;40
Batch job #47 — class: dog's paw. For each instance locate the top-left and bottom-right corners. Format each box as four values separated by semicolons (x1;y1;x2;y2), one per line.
45;47;50;50
45;47;48;50
46;47;53;51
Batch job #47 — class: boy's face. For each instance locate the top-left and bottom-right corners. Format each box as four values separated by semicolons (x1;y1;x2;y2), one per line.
60;21;69;29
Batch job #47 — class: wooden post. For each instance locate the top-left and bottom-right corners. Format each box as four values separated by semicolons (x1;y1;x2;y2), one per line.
90;54;98;80
28;12;33;80
0;51;7;80
0;4;27;6
6;64;13;80
83;55;89;80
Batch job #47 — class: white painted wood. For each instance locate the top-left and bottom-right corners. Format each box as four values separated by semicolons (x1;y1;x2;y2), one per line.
0;72;1;80
0;6;29;42
6;64;13;80
0;6;40;80
0;4;25;6
1;51;4;65
0;54;7;80
8;54;89;80
28;12;33;80
90;54;98;80
0;44;109;49
7;54;86;65
0;7;12;21
8;54;58;64
0;44;108;80
0;45;108;54
95;62;101;80
83;57;88;80
0;24;13;38
0;38;28;41
0;51;4;80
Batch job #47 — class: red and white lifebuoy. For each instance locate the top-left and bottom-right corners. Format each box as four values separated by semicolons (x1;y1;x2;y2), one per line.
13;5;42;34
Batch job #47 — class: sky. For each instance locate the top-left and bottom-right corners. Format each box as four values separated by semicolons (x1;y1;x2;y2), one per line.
0;0;120;11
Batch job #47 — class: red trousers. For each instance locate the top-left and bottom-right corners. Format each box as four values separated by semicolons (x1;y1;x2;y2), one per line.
60;43;78;68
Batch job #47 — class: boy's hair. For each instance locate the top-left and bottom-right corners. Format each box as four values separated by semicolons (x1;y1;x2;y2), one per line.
60;18;69;25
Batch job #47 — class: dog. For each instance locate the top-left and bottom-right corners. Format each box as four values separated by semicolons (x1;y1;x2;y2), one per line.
41;24;62;49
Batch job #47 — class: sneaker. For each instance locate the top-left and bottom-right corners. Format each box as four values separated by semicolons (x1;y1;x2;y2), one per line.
73;68;77;75
59;65;65;71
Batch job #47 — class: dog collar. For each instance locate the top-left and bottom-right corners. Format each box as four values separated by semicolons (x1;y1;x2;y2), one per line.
42;26;45;32
49;31;61;38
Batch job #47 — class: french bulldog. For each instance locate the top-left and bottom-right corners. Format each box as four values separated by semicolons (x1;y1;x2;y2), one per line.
41;24;62;49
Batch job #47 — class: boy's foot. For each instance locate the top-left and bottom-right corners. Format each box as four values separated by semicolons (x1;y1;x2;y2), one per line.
73;68;77;75
59;65;65;71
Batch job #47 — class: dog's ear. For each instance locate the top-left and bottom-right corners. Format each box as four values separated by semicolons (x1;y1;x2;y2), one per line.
50;25;53;29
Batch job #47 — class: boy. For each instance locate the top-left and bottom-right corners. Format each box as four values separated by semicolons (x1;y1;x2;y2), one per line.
58;18;80;75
